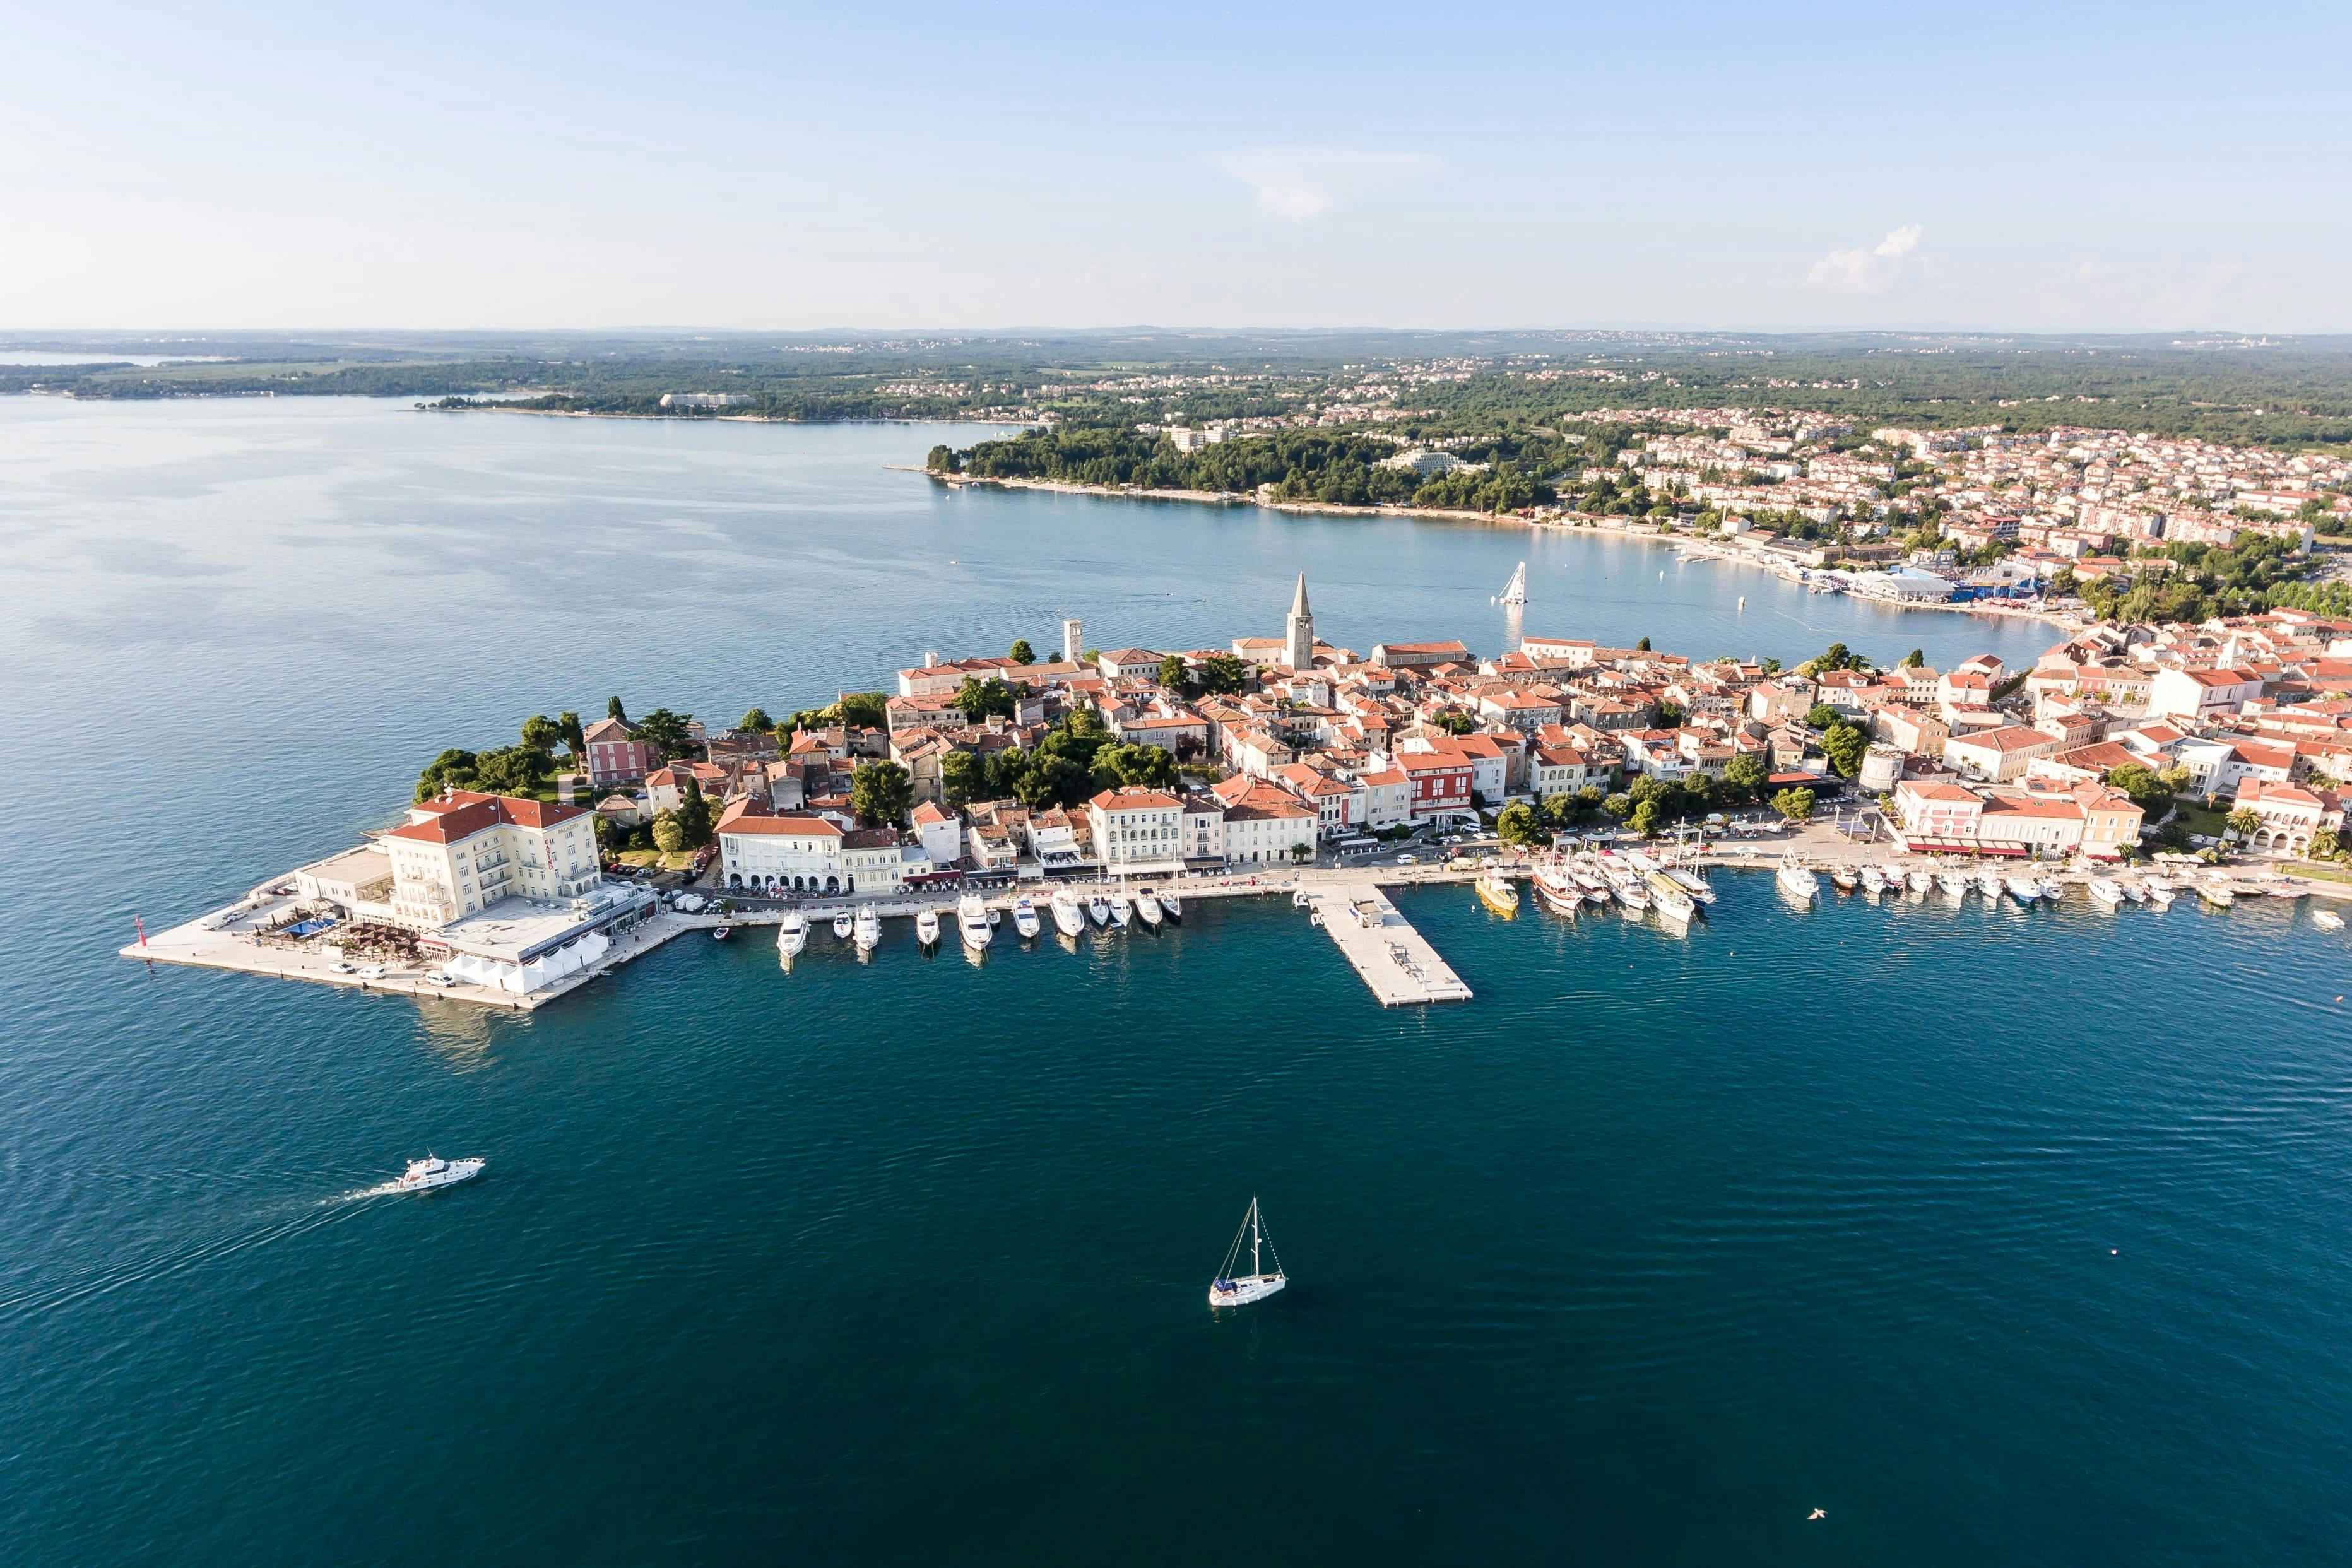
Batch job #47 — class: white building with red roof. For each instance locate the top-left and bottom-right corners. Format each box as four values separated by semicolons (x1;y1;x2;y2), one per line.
714;798;847;894
1087;787;1185;875
381;790;603;928
1210;775;1317;863
2231;778;2345;857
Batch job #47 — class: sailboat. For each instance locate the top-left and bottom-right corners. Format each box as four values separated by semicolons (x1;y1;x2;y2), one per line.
1207;1196;1287;1309
1494;560;1528;608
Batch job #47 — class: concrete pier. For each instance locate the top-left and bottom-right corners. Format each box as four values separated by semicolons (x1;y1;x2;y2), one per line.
1300;885;1473;1006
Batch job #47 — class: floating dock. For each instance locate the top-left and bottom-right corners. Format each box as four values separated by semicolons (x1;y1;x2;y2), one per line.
1301;885;1473;1006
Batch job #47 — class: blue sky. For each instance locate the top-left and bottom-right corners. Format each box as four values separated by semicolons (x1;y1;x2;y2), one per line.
4;1;2348;331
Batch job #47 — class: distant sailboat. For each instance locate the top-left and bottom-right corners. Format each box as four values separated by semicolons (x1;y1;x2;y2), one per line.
1207;1196;1287;1309
1494;560;1527;607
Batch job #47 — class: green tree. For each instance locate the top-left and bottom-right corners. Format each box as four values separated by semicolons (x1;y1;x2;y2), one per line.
520;714;563;755
1821;722;1869;780
1092;743;1178;792
1723;752;1768;802
607;695;629;723
2310;829;2341;861
415;747;478;802
557;710;585;758
1014;752;1085;809
953;676;1019;724
1628;799;1662;838
1198;652;1248;695
832;692;889;730
850;760;914;827
1432;710;1475;736
2105;763;2175;818
1771;786;1817;823
673;775;716;846
1158;654;1192;693
941;749;987;808
739;707;774;734
1901;648;1925;667
1759;657;1783;675
471;744;552;798
1634;635;1652;652
1602;791;1633;820
926;443;957;474
1009;639;1036;664
1497;800;1548;846
636;708;693;759
651;813;686;854
1804;703;1843;731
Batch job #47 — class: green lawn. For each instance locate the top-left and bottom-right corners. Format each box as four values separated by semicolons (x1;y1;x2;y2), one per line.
2286;862;2352;885
2172;801;2229;839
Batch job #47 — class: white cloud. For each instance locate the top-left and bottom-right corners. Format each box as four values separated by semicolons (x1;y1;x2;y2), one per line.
1806;224;1924;293
1214;149;1439;221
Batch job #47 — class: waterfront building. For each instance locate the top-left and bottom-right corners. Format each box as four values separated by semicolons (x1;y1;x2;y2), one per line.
714;799;847;894
1210;776;1318;863
910;801;964;869
1944;724;2064;784
1180;791;1226;866
384;791;603;926
581;716;656;787
2230;779;2346;856
1087;787;1186;875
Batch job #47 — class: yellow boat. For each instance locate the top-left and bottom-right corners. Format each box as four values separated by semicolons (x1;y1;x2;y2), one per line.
1475;868;1520;916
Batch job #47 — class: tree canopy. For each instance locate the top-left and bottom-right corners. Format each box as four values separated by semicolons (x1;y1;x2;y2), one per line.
850;760;914;827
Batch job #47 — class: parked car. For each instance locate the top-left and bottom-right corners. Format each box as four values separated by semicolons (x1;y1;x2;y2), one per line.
1397;853;1418;864
328;960;355;974
355;965;386;980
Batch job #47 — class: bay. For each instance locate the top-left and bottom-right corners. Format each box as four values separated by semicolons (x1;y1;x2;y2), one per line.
3;398;2346;1565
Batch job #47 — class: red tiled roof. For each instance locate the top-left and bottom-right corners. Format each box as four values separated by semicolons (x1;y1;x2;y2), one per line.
389;791;588;843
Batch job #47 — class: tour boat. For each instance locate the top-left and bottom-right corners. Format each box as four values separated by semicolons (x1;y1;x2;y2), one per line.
957;894;993;950
1133;890;1164;928
853;906;881;952
2143;877;2177;906
1532;867;1585;916
2004;876;2039;904
397;1155;483;1193
1475;868;1520;916
1013;897;1042;940
1776;858;1819;900
1049;888;1086;938
776;911;808;963
1645;868;1698;924
1976;869;2006;899
1667;866;1716;904
1935;870;1969;898
831;911;854;940
1859;865;1888;895
1567;861;1612;904
1161;892;1182;923
1830;864;1860;892
914;907;941;947
2088;876;2125;907
712;924;733;941
1109;892;1133;929
2314;908;2346;931
2196;880;2236;908
1087;895;1112;928
1206;1196;1287;1311
1906;869;1934;894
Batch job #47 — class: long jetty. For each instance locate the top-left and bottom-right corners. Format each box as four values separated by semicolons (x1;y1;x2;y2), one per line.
1299;884;1474;1006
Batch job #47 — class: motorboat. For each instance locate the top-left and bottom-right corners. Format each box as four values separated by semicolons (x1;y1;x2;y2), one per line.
957;894;994;950
853;906;881;952
1133;890;1164;928
2315;908;2346;931
831;911;854;940
711;924;733;941
2087;876;2125;907
2036;877;2065;902
2004;876;2039;904
2119;880;2148;904
914;907;941;947
1532;867;1585;916
1566;860;1612;904
2143;877;2177;906
1859;865;1888;895
2196;880;2236;908
987;905;1002;926
1013;897;1043;940
776;911;808;963
1088;895;1112;928
1109;891;1133;929
1830;864;1860;892
1906;869;1934;894
1206;1197;1287;1311
1475;868;1520;916
1976;869;2006;899
1646;868;1698;924
1776;858;1819;900
1161;892;1182;922
397;1155;483;1193
1049;888;1086;938
1935;870;1969;897
1879;863;1910;893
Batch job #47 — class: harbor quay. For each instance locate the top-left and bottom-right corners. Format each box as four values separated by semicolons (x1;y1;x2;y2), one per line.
122;575;2352;1010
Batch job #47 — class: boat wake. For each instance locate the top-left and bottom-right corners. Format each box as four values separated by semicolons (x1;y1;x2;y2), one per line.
0;1194;381;1322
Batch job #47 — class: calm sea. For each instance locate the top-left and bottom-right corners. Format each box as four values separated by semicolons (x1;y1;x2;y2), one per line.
3;399;2348;1565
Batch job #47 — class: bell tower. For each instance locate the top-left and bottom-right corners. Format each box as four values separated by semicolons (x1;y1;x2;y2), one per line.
1284;573;1314;671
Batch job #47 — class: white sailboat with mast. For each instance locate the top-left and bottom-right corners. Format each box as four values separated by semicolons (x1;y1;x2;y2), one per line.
1207;1196;1287;1309
1494;560;1528;607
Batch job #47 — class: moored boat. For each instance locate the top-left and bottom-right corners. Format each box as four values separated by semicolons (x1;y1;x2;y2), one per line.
1532;866;1584;916
2119;880;2148;904
1906;869;1934;894
1013;897;1042;940
1088;895;1112;928
1646;868;1698;923
2036;877;2065;902
2087;876;2125;907
2143;876;2177;906
914;907;941;947
831;910;854;940
1859;865;1888;895
1935;870;1969;897
1049;888;1086;938
1133;890;1164;928
1161;892;1182;922
2195;879;2236;908
1667;866;1716;904
712;924;733;941
776;911;808;963
1831;864;1861;892
1109;892;1133;929
957;893;993;950
1976;869;2006;899
853;906;880;951
1776;858;1819;900
2004;876;2038;904
1475;868;1519;916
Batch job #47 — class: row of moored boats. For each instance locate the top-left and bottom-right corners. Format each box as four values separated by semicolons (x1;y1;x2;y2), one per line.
1485;848;1718;927
772;886;1180;964
1807;862;2214;907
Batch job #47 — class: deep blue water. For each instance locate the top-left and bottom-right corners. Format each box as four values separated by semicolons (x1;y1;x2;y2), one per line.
3;400;2348;1565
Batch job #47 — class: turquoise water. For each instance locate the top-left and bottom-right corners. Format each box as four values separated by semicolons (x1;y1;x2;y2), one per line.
4;400;2349;1564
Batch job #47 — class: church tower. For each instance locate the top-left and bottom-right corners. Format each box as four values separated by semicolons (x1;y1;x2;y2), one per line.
1284;572;1315;671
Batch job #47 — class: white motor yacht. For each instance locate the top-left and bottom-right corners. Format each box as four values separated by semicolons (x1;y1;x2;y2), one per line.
1049;888;1087;938
1206;1197;1287;1311
2119;880;2148;904
1012;897;1042;940
914;907;941;947
1161;892;1182;922
831;910;854;940
853;906;881;952
1133;889;1164;928
957;894;993;950
1776;858;1819;900
1088;895;1112;928
2004;875;2039;904
776;912;808;964
2036;877;2065;902
2088;876;2125;907
397;1155;483;1193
